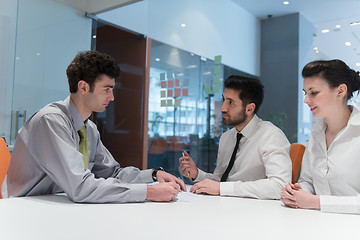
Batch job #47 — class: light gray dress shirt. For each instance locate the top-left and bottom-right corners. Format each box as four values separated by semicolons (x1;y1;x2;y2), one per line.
194;115;292;200
299;107;360;214
2;96;153;203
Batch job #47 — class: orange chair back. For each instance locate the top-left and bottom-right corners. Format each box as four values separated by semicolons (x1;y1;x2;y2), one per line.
0;138;11;199
148;139;167;154
290;143;305;184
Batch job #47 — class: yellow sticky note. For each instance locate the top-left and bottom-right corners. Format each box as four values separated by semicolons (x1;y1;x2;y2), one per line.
204;83;212;95
213;84;220;93
161;90;166;98
175;98;181;107
214;55;222;65
161;100;166;107
167;99;173;106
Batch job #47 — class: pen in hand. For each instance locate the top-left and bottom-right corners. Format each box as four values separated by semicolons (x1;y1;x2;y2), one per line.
182;152;190;177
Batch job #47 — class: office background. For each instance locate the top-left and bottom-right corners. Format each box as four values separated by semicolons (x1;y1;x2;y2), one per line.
1;0;360;178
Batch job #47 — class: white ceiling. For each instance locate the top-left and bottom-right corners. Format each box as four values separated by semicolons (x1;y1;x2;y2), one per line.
231;0;360;71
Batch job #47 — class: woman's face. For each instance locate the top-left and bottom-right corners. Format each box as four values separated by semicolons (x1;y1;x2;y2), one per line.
303;76;339;118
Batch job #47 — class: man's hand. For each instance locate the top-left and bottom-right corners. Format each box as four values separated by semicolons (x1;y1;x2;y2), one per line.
179;151;198;179
156;170;186;191
146;182;181;202
190;179;220;195
280;182;320;209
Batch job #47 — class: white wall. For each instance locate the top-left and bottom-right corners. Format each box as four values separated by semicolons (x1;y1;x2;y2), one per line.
98;0;260;76
0;0;18;142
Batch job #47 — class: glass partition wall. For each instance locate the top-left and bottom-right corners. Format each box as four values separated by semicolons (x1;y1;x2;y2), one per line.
147;40;251;181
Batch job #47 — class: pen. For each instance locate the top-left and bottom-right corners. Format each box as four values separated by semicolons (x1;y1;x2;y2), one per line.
182;152;190;177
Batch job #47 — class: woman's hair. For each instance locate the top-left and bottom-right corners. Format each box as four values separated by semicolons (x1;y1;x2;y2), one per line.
302;59;360;100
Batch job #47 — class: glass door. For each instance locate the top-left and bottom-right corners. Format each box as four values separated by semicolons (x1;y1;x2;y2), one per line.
10;0;92;144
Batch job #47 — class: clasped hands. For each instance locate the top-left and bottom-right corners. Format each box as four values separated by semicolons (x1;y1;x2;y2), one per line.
179;151;220;195
280;182;320;210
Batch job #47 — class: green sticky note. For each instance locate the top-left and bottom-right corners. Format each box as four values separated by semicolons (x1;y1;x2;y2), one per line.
213;84;220;93
204;83;212;95
213;65;221;74
175;98;181;107
182;78;189;86
167;99;173;106
161;100;166;107
160;73;165;80
161;90;166;98
214;55;222;65
167;71;173;79
213;75;220;83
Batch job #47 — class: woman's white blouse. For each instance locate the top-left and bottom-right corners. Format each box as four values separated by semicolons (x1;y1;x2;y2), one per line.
299;107;360;214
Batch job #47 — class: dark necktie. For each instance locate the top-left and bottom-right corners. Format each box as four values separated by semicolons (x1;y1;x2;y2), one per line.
221;133;243;182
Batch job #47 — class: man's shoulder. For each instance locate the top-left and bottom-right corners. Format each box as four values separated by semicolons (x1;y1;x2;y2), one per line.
256;120;288;139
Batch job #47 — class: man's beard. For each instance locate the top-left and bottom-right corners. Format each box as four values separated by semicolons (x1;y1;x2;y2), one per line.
222;108;246;126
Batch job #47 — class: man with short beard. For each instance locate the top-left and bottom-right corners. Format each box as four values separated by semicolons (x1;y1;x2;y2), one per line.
179;75;291;200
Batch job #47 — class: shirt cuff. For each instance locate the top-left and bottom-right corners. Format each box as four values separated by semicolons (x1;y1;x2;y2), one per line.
320;195;360;214
193;168;206;182
127;184;148;202
220;182;235;196
140;169;154;183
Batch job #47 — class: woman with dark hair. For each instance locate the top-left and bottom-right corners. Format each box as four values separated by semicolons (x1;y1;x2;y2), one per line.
281;59;360;214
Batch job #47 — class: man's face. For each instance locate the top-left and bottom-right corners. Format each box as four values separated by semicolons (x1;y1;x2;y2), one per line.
85;74;115;113
221;88;247;127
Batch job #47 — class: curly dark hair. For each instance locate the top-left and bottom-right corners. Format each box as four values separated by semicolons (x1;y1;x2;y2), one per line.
66;50;120;93
224;75;264;114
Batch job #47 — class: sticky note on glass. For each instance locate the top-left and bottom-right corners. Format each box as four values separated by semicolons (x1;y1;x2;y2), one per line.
175;79;180;87
161;81;166;88
160;73;165;80
168;80;174;88
167;89;173;97
182;88;188;97
213;65;221;75
161;100;166;107
175;88;181;97
213;84;220;93
167;71;173;79
167;99;173;106
161;90;166;98
204;83;212;95
213;75;220;83
214;55;222;65
175;98;181;107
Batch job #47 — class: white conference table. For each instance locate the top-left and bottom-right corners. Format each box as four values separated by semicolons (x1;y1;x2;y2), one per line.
1;189;359;240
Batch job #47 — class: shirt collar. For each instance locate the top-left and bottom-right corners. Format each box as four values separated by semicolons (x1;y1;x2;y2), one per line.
312;106;360;133
235;114;260;139
66;96;87;132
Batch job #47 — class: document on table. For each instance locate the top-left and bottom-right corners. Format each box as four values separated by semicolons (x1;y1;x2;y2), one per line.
175;191;199;202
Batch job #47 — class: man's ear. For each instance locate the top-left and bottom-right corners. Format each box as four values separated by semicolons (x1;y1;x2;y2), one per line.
77;80;88;94
246;103;256;115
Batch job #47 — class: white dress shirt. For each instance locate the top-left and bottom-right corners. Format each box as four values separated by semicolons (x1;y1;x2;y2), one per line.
194;115;292;199
299;107;360;214
2;96;152;203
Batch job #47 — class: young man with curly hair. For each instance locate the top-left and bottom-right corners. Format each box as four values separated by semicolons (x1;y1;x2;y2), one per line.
3;50;185;203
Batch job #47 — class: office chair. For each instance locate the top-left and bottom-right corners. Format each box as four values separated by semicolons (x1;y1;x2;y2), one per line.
289;143;305;184
0;138;11;199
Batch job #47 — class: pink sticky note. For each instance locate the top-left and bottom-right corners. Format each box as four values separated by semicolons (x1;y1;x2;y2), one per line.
174;88;181;97
175;79;180;87
182;88;188;96
167;89;173;97
161;81;166;88
168;80;174;88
